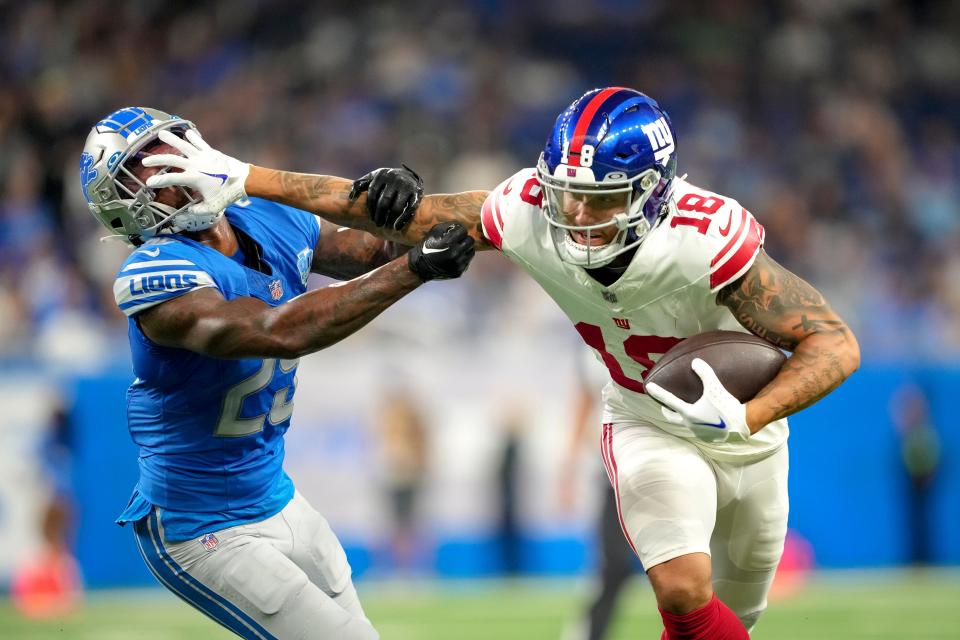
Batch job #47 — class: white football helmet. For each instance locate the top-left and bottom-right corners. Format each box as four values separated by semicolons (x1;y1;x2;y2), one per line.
80;107;221;245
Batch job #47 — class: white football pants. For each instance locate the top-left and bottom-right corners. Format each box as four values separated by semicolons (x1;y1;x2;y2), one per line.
600;422;789;631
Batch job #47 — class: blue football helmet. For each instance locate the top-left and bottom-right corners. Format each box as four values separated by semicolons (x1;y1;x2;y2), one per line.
80;107;217;245
537;87;678;267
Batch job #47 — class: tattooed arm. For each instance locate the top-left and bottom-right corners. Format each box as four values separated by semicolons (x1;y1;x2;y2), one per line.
312;219;410;280
245;165;493;248
716;250;860;433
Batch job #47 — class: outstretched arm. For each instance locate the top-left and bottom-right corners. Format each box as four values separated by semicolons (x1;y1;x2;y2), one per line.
716;250;860;432
403;190;492;248
142;134;493;248
246;165;492;247
139;259;423;359
138;222;475;359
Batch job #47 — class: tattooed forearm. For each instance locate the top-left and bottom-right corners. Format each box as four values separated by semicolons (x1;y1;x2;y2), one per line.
245;165;389;234
416;191;492;248
313;221;410;280
247;166;356;215
747;335;852;429
245;165;492;247
276;171;354;211
718;250;861;431
792;315;845;334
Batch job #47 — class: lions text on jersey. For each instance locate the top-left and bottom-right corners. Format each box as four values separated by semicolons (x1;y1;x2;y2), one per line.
114;197;319;541
481;169;788;462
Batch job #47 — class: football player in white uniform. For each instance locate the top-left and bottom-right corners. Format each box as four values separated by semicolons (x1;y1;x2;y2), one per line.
147;87;860;639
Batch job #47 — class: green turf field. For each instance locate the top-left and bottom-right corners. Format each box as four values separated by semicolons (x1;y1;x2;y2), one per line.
1;570;958;639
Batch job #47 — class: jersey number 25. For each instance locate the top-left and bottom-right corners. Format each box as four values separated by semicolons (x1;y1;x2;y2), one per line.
215;358;299;437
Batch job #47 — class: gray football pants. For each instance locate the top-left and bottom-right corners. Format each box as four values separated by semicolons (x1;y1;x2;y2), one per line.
133;491;378;639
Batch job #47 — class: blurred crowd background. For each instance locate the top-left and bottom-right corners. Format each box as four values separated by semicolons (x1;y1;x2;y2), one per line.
3;0;960;364
0;1;957;624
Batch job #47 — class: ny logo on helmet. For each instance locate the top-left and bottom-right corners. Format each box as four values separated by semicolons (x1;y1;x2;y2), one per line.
641;117;674;166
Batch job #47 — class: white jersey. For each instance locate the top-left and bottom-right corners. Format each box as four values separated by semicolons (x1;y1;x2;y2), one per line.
481;168;788;462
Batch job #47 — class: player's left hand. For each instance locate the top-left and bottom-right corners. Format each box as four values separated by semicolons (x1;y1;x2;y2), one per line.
645;358;751;443
349;165;423;230
142;130;249;215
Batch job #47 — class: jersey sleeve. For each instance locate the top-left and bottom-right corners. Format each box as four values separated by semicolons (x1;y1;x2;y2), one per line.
480;168;542;253
706;204;765;292
113;241;217;317
667;184;766;293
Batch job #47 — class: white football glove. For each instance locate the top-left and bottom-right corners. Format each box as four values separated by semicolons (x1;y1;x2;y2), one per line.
645;358;751;444
142;129;249;216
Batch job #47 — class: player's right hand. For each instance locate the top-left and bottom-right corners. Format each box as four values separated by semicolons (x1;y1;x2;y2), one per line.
408;221;475;281
349;165;423;230
646;358;751;444
142;130;249;216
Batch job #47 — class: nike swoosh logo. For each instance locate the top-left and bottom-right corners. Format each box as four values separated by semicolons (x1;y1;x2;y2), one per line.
422;246;449;255
696;418;726;430
142;249;160;257
201;172;228;185
718;211;733;236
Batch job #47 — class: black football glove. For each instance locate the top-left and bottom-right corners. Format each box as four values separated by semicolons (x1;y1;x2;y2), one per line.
348;164;423;230
408;222;476;281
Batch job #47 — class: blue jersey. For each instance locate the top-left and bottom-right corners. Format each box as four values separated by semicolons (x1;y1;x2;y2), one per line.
114;198;320;542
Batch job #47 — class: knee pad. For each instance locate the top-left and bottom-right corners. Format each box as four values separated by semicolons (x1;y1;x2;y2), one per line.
739;608;763;633
305;517;352;595
223;544;309;615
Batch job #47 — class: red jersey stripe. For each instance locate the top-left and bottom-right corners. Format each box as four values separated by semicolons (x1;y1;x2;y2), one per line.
710;208;748;267
493;190;505;229
600;423;614;486
480;192;503;250
710;218;764;289
568;87;626;166
605;424;639;557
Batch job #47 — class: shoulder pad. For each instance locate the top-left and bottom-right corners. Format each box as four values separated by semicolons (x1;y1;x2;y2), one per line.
666;182;765;292
114;240;216;316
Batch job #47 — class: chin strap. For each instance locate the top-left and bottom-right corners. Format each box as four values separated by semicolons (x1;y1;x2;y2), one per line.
98;234;133;245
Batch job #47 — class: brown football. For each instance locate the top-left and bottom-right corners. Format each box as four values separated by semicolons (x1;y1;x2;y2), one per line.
645;330;786;404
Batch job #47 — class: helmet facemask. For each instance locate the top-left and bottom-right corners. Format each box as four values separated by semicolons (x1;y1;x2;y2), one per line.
114;137;193;235
537;154;665;268
82;108;222;246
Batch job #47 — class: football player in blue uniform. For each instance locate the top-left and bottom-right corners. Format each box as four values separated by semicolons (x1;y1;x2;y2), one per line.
80;107;474;640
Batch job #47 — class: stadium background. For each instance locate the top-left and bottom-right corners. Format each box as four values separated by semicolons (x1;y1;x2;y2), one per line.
1;0;958;637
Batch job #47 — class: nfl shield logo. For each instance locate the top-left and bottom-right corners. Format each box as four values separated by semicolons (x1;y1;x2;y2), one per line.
601;290;618;303
200;534;219;551
269;279;284;300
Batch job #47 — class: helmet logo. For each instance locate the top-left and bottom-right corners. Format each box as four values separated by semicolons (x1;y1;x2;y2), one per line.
107;151;123;171
641;117;674;165
79;152;98;202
